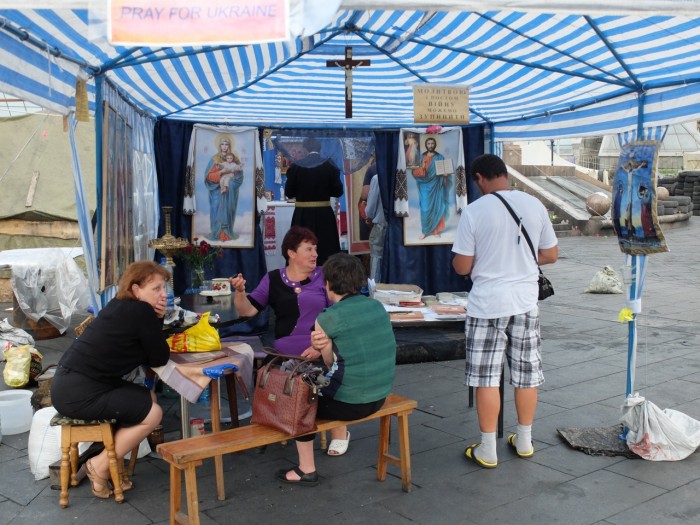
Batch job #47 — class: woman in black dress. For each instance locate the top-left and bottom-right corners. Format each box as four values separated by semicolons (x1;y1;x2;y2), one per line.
284;137;344;265
51;261;171;499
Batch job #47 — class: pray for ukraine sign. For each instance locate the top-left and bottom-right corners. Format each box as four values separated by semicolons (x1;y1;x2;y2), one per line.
109;0;289;45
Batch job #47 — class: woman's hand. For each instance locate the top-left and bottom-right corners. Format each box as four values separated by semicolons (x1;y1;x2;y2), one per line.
153;296;167;318
311;323;333;367
229;273;246;293
300;347;322;360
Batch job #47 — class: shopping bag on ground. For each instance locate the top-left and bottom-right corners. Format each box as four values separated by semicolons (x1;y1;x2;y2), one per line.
620;395;700;461
167;312;221;353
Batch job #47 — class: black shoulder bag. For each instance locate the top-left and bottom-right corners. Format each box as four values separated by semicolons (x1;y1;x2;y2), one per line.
491;192;554;301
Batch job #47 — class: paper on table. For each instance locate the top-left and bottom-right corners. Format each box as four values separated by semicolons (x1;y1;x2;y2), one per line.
152;343;253;403
382;304;431;313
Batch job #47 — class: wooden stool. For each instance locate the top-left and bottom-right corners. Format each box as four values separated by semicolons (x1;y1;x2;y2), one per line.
50;415;139;508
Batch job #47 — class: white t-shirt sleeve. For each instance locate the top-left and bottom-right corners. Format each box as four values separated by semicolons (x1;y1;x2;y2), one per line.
452;208;475;256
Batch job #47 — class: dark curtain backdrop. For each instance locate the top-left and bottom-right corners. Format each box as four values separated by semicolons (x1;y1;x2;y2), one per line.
153;121;484;299
153;120;269;334
375;126;484;295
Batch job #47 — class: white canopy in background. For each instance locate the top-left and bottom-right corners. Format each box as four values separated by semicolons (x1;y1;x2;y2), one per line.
1;2;700;140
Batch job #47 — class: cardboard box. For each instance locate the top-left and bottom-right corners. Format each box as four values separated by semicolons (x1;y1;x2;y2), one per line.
373;284;423;305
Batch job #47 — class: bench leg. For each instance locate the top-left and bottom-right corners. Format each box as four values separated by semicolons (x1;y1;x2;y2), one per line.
184;463;201;525
376;412;413;493
170;464;182;525
376;415;390;482
396;412;412;492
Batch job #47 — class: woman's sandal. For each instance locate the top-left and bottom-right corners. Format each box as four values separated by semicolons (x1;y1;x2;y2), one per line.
85;459;113;499
327;431;351;456
275;466;319;487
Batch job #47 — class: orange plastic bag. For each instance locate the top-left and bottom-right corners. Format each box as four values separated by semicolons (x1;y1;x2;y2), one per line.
167;312;221;353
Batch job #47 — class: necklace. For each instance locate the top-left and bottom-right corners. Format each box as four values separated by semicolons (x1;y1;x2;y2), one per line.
281;267;317;294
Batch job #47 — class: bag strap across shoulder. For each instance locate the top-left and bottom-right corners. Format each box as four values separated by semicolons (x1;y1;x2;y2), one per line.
491;191;538;265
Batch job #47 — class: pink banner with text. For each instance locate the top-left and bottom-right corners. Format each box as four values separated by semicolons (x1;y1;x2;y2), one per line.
109;0;289;45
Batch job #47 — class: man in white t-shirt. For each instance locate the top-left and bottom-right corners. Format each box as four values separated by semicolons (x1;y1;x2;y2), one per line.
452;154;558;469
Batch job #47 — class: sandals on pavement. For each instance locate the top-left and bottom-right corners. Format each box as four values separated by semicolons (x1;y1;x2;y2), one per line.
327;431;351;456
464;444;497;469
84;459;113;499
507;433;535;458
275;466;319;487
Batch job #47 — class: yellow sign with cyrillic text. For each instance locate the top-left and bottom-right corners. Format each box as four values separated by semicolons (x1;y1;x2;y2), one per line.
109;0;289;46
413;85;470;124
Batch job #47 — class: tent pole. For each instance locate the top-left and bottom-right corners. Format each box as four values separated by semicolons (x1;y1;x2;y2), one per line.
95;75;104;308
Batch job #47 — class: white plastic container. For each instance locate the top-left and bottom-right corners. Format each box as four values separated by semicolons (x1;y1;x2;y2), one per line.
0;390;34;435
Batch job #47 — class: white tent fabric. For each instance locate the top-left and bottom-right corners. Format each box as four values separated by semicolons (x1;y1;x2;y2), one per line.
2;5;700;140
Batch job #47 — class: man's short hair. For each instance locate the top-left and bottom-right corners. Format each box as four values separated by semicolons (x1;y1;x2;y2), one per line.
322;253;366;296
470;154;508;181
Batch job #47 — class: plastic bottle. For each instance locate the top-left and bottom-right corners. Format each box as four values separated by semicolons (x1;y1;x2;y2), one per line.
198;386;211;407
160;257;175;316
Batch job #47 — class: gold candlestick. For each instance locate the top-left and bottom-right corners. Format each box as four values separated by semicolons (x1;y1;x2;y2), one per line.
148;206;189;287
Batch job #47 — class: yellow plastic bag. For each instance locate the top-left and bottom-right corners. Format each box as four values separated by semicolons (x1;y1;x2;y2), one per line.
167;312;221;353
3;344;38;387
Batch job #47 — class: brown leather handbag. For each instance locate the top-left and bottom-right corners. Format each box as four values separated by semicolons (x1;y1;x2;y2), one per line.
251;353;319;436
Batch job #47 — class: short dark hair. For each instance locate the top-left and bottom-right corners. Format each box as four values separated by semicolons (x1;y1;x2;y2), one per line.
302;137;321;153
116;261;169;300
282;226;318;262
470;154;508;181
322;253;366;296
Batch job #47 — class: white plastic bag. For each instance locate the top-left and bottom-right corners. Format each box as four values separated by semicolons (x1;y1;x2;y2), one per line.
586;265;624;294
620;395;700;461
0;318;35;348
28;407;61;480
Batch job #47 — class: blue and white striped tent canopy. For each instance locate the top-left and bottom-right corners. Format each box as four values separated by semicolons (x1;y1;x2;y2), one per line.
2;2;700;140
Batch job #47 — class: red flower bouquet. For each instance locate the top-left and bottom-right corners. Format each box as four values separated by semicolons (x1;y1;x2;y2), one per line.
177;238;222;270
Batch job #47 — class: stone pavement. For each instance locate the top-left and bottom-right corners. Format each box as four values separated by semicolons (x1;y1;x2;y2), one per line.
2;221;700;524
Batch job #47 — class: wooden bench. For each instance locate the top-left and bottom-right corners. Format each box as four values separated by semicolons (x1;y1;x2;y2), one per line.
157;393;417;525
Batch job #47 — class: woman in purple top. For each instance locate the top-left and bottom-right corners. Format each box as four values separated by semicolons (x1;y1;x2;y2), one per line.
229;226;331;358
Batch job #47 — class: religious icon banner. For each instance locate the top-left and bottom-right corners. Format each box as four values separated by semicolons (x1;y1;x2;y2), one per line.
611;141;668;255
395;127;467;247
184;124;264;248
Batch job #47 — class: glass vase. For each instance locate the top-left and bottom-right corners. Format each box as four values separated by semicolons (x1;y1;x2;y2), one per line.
191;268;205;292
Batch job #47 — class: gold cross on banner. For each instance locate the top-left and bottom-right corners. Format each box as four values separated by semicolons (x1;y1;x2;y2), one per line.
325;46;371;118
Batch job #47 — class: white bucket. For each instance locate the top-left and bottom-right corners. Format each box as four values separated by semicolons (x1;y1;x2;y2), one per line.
0;390;34;435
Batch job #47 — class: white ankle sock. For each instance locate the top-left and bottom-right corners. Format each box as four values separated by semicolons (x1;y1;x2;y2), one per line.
477;431;497;463
516;424;533;453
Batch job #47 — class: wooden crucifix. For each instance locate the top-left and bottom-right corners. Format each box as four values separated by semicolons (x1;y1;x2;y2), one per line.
326;46;371;118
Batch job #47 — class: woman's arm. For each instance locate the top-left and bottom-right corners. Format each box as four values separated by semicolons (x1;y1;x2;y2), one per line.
229;273;261;318
311;321;333;368
137;303;171;367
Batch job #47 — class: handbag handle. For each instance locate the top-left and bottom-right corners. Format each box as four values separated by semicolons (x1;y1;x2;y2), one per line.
491;192;539;264
258;351;316;396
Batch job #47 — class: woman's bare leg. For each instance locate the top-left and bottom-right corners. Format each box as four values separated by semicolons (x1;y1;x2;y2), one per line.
90;399;162;479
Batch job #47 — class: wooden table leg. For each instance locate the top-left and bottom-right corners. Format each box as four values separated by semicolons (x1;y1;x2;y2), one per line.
209;380;226;501
224;374;239;429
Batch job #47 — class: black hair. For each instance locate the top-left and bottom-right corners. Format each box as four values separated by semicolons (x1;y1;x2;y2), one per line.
470;153;508;181
322;253;366;296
